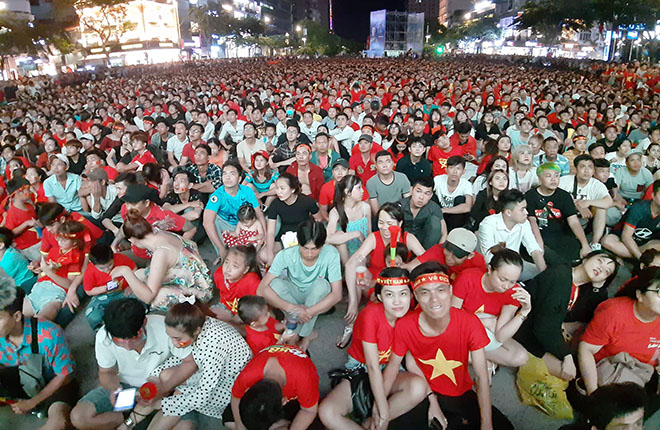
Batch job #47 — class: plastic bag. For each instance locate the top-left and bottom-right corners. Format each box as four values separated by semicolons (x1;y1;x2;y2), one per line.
516;354;573;420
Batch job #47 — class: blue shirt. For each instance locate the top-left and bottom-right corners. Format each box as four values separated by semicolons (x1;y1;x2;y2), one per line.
205;185;259;227
0;319;75;381
533;154;571;177
43;173;83;212
0;247;36;287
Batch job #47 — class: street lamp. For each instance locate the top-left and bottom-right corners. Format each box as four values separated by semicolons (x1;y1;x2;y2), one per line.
264;16;271;23
296;24;302;33
221;4;233;12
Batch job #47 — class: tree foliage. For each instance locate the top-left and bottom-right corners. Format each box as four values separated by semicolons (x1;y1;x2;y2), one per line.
438;18;500;45
188;1;264;47
63;0;136;54
514;0;594;44
0;14;76;63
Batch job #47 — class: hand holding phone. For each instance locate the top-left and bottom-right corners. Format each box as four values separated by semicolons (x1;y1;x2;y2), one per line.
113;388;136;411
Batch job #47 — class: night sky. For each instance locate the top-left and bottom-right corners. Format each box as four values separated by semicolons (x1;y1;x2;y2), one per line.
332;0;406;43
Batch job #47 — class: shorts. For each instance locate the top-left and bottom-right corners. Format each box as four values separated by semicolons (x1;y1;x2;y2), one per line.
79;384;132;415
26;281;66;314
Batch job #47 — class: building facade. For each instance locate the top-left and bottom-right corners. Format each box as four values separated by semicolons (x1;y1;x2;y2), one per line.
408;0;471;26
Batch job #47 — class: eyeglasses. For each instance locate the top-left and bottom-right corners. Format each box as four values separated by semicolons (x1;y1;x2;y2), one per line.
646;289;660;298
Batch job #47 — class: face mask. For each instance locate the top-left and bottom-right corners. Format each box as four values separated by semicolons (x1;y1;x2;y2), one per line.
286;109;294;116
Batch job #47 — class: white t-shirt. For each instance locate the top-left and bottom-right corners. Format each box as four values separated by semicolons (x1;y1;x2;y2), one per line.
558;175;609;201
605;152;626;176
236;139;268;167
509;168;539;194
433;175;473;208
167;135;189;161
95;315;187;387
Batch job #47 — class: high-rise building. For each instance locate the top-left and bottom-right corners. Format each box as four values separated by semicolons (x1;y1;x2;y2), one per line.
2;0;33;19
408;0;471;26
292;0;329;28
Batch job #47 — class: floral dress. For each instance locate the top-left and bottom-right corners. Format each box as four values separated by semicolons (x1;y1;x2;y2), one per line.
136;234;214;311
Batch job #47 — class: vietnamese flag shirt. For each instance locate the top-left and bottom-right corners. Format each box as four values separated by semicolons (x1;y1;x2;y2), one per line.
347;302;395;365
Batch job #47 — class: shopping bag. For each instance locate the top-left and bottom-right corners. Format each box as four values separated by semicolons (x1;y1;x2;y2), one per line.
516;353;573;419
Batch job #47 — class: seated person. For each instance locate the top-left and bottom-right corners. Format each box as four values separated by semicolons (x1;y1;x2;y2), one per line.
399;176;446;250
78;168;118;220
257;219;342;347
211;245;262;322
525;162;591;262
478;189;546;280
285;143;325;201
326;175;371;263
69;298;181;430
558;154;613;247
602;179;660;259
514;251;618;383
405;227;486;281
238;295;284;355
382;262;513;430
451;249;530;370
229;344;320;430
2;180;41;262
366;151;411;216
43;154;83;213
433;155;474;231
24;221;86;321
613;148;654;205
578;268;660;417
469;168;509;228
319;268;428;430
82;244;136;331
0;282;78;430
318;158;369;222
0;227;37;293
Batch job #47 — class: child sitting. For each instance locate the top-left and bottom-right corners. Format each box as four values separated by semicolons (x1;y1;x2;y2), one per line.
2;180;41;263
221;203;265;249
82;244;137;331
24;220;86;321
211;245;262;323
0;227;37;293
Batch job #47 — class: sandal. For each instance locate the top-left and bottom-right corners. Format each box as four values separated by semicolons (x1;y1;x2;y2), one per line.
336;324;353;349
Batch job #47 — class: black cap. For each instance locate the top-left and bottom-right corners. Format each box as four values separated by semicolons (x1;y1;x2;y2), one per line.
123;184;153;203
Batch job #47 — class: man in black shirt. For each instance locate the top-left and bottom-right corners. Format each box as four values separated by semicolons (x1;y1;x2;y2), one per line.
395;136;431;183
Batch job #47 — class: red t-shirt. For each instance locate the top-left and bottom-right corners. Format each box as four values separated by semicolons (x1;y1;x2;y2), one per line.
392;308;489;396
347;302;395;365
214;267;261;314
130;150;157;169
452;268;520;315
368;231;408;278
581;297;660;365
39;247;84;290
349;152;377;184
449;134;477;160
245;317;280;355
232;345;320;408
417;245;487;281
318;180;370;206
428;145;464;176
120;205;186;259
40;212;103;257
83;253;136;293
4;203;40;250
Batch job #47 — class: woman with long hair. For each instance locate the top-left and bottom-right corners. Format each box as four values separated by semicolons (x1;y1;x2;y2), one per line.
243;150;279;207
473;156;508;195
469;168;509;227
477;135;511;176
143;162;171;200
509;144;538;193
381;123;402;150
110;211;213;311
326;175;371;263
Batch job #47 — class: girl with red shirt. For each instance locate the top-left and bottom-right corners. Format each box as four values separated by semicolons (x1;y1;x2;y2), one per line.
2;183;41;262
451;249;531;371
211;245;261;323
579;267;660;403
319;268;427;430
25;166;48;203
24;221;86;321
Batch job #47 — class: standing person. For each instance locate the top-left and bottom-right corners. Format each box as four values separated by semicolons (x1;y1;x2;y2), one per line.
526;162;591;262
69;298;179;430
382;262;514;430
434;155;474;231
399;176;447;249
319;268;428;430
258;219;342;344
147;300;252;430
326;175;371;263
0;282;78;430
366;151;411;216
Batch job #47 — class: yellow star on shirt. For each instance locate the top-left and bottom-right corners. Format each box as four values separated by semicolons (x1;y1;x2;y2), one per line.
419;349;463;385
475;305;485;314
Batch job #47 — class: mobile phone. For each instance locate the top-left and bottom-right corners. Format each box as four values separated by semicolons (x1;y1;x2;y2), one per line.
113;388;136;411
106;280;119;292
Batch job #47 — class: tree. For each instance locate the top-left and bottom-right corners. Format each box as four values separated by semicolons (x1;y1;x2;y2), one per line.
514;0;594;45
58;0;136;62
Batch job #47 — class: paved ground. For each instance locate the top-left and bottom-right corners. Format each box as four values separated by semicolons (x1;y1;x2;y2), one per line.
2;240;659;429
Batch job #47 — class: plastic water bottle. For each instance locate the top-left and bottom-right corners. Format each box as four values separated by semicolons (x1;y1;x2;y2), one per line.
355;256;371;288
284;311;298;336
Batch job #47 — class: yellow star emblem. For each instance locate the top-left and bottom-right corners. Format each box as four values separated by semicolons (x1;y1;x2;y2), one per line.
229;298;239;314
474;305;485;314
378;347;392;363
419;349;463;385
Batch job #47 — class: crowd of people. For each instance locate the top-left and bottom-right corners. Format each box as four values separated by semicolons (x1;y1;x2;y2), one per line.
0;55;659;430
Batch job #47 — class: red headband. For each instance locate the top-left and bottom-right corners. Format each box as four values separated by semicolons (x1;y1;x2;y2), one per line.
296;143;312;153
376;276;410;286
413;273;450;290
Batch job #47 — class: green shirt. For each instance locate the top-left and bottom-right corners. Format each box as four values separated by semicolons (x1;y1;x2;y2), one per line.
269;244;342;289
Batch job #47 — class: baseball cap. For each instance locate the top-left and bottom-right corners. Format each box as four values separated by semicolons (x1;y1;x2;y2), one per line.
87;167;108;182
50;153;69;167
625;148;643;159
79;133;94;141
358;134;373;144
332;158;349;169
123;184;152;203
444;228;477;259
